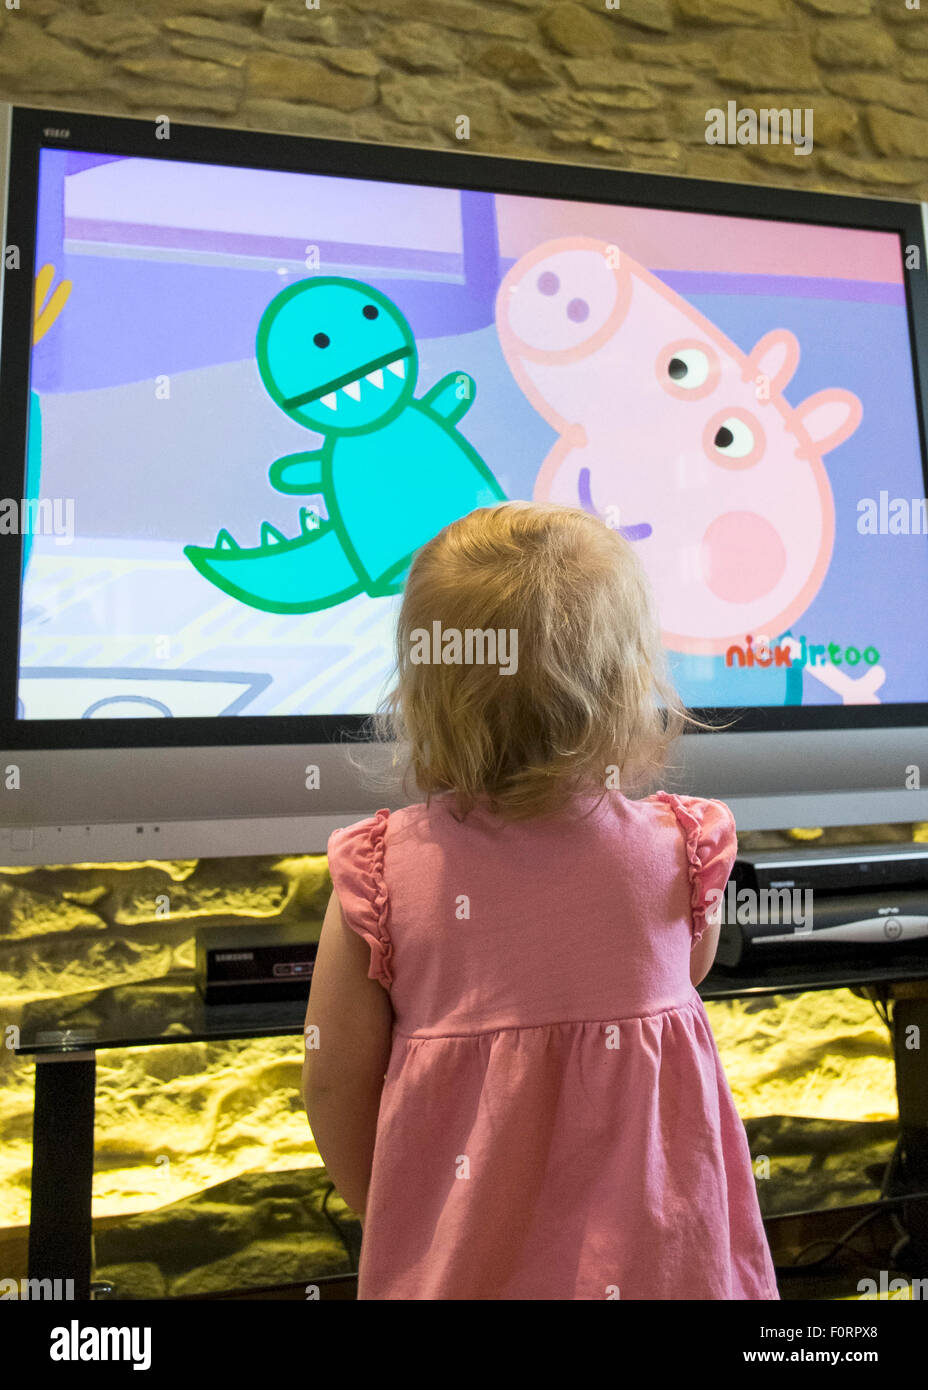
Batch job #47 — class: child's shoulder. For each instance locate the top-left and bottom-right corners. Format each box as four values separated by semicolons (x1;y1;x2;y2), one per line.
327;800;445;863
637;790;737;848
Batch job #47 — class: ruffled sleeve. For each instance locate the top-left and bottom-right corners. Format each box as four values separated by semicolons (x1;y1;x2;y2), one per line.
651;793;737;947
326;808;393;988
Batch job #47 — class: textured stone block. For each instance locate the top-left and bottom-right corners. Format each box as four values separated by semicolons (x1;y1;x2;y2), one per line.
747;141;819;167
715;32;822;89
565;58;658;106
814;20;898;66
168;39;248;69
626;40;716;69
582;89;660;110
826;71;928;119
868;104;928;158
821;152;924;185
676;0;795;24
247;53;376;111
615;0;674;34
380;75;516;141
128;0;264;14
46;13;159;54
900;53;928;80
378;24;462;74
348;0;533;40
539;2;620;56
796;0;873;11
0;21;107;91
744;93;859;146
162;16;263;45
260;5;340;45
501;90;592;129
118;56;241;92
875;0;923;21
478;43;558;88
320;49;382;79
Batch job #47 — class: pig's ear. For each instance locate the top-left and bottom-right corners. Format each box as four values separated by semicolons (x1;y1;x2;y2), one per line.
795;388;862;455
747;330;800;393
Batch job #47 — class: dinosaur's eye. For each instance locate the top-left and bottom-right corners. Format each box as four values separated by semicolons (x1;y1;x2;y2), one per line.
362;305;378;320
313;332;330;348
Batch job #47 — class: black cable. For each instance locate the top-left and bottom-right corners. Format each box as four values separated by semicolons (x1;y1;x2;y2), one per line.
780;1186;928;1275
319;1176;357;1268
880;1135;901;1199
788;1203;888;1270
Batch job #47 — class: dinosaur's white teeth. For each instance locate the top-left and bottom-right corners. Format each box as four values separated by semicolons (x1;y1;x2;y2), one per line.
216;529;239;551
319;360;402;406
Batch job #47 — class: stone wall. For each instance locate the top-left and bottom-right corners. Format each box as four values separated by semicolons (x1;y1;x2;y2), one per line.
0;0;925;199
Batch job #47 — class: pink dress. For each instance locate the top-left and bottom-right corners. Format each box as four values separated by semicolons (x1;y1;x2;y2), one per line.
326;789;780;1301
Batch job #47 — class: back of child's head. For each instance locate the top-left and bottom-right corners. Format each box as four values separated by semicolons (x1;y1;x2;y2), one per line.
374;501;696;821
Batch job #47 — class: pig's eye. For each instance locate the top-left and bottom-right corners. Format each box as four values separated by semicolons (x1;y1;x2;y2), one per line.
666;348;711;388
713;417;755;458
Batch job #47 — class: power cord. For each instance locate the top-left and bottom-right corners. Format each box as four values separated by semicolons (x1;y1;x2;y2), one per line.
320;1177;359;1270
779;1189;928;1274
787;1203;887;1271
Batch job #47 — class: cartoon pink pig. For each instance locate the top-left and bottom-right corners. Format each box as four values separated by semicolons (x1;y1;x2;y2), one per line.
496;236;875;699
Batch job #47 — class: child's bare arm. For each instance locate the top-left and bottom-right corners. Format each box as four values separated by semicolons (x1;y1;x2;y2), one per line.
302;889;394;1216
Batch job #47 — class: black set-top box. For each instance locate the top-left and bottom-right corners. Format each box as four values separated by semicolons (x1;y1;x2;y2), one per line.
716;842;928;966
195;920;320;1003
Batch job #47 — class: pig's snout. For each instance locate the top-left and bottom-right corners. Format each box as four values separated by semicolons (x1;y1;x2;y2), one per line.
500;247;627;358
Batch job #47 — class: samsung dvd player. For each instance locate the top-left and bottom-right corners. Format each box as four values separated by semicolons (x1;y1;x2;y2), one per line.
715;842;928;967
195;920;320;1003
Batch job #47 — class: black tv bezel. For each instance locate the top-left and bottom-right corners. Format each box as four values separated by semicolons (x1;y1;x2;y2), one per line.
2;103;928;751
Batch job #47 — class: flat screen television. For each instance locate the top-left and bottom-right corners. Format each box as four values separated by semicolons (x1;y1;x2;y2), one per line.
2;103;928;862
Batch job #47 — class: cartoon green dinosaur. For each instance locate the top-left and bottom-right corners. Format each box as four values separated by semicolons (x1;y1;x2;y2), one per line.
184;277;506;613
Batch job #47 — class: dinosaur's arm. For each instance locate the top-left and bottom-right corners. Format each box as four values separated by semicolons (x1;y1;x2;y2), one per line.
269;450;327;495
420;373;476;426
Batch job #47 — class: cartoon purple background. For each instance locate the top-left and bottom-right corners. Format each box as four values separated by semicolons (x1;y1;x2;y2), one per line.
21;148;928;714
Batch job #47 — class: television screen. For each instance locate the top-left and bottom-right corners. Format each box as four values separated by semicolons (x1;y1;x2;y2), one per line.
12;131;928;723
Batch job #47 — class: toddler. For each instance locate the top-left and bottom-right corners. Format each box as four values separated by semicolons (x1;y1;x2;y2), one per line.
303;500;780;1301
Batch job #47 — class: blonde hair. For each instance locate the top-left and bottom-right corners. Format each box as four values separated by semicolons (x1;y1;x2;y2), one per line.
363;501;716;822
